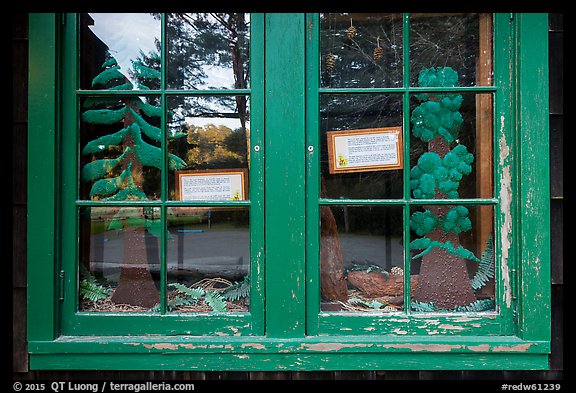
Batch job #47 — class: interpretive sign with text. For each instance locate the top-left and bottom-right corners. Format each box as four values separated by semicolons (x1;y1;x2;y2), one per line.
327;127;403;174
176;169;248;201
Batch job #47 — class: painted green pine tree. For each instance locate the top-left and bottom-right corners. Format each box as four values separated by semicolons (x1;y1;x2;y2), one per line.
81;51;186;308
409;66;480;310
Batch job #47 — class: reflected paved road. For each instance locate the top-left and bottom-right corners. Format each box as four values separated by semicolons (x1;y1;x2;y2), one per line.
89;229;404;280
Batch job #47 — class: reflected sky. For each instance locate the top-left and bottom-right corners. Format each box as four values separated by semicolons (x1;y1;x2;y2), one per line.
89;13;160;87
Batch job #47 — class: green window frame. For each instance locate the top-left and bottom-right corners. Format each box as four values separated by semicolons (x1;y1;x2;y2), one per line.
27;13;551;370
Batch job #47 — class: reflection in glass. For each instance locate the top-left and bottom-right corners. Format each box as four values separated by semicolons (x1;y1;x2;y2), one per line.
320;205;404;312
320;94;403;199
78;207;161;312
166;207;250;312
167;13;250;90
410;205;495;312
80;13;161;90
410;13;493;87
409;93;494;199
167;96;250;200
320;13;403;88
79;96;164;201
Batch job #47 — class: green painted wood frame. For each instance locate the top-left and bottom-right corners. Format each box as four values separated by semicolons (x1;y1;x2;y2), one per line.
27;13;551;370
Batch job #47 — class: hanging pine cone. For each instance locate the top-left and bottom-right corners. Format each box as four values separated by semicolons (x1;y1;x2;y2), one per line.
373;36;383;60
346;18;357;40
325;52;336;73
346;25;357;40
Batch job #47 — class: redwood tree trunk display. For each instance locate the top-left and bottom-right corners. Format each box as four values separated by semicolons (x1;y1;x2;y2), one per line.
412;136;476;308
320;205;348;302
111;226;159;308
319;177;348;302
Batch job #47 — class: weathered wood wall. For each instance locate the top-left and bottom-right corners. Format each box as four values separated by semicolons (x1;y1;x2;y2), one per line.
12;13;563;380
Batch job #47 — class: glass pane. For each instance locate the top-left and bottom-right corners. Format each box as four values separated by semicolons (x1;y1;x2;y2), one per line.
320;205;404;312
320;13;403;88
167;13;250;90
409;92;493;199
166;207;250;312
167;96;250;200
80;13;161;90
79;206;161;312
410;13;493;87
409;204;495;312
79;96;162;201
320;94;403;199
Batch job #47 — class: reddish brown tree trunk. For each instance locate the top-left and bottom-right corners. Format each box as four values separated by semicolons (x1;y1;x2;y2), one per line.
319;178;348;302
320;206;348;302
110;103;159;308
412;137;476;309
111;226;159;308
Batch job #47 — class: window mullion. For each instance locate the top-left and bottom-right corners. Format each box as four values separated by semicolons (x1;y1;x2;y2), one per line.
402;12;412;315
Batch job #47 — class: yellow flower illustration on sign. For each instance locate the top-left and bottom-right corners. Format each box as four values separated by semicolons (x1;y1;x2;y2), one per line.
338;154;348;167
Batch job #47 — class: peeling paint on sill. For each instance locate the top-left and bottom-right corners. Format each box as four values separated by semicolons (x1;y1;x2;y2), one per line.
492;343;533;352
298;343;372;352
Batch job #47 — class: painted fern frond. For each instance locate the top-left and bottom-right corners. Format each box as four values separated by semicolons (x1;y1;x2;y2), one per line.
79;279;111;302
453;299;495;312
221;275;250;301
204;291;227;312
411;301;437;312
168;282;205;301
470;234;495;290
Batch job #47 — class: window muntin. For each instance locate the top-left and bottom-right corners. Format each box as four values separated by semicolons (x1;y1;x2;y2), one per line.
314;13;497;324
69;13;262;332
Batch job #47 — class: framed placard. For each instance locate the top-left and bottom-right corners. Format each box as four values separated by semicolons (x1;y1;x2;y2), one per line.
326;127;403;174
176;169;248;201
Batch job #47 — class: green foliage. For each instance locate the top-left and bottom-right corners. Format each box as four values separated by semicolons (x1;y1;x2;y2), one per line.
412;299;495;312
411;67;464;143
78;265;110;303
453;299;495;312
348;297;386;310
348;263;389;278
411;301;437;312
441;205;472;234
411;98;463;143
410;206;472;237
410;145;474;199
470;235;495;290
204;292;227;313
410;238;480;262
108;207;162;236
81;50;186;205
221;275;250;301
82;107;128;125
409;210;439;237
81;147;130;183
167;283;228;312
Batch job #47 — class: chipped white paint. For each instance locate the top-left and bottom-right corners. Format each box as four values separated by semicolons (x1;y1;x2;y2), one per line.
499;116;513;308
438;324;465;331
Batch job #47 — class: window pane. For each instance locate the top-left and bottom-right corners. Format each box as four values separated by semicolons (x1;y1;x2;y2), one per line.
79;206;161;312
79;96;163;201
167;96;250;200
80;13;161;90
166;207;250;313
410;13;493;87
409;204;495;312
320;13;403;88
320;205;404;312
320;94;403;199
409;92;494;199
167;13;250;90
